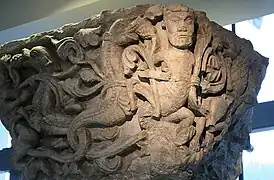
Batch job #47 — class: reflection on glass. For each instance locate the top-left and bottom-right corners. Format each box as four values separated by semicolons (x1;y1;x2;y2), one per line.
243;130;274;180
236;14;274;103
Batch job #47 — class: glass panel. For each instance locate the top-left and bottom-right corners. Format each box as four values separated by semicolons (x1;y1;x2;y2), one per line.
243;129;274;180
236;13;274;180
0;122;9;149
235;14;274;103
223;24;232;31
0;121;11;180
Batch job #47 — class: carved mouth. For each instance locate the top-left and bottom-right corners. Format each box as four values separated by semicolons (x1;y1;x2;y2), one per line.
177;35;191;38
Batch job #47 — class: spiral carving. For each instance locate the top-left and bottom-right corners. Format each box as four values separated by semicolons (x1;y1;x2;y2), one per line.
57;39;85;64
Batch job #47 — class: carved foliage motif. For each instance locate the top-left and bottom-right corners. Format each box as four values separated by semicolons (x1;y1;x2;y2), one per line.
0;4;268;180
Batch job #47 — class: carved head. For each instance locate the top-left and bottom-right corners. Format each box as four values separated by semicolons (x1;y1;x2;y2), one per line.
163;4;195;49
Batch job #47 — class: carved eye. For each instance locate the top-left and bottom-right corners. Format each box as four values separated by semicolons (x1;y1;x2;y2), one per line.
30;50;39;58
185;16;193;23
171;17;180;22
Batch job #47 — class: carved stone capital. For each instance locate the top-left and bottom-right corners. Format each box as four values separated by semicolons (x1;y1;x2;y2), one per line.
0;4;268;180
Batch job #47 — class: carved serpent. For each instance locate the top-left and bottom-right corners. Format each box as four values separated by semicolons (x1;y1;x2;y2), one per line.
22;74;144;168
66;85;130;151
21;18;149;172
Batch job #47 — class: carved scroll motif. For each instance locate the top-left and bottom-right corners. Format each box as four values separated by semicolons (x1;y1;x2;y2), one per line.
0;4;268;180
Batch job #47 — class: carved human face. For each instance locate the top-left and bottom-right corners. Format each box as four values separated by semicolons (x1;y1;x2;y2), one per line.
164;9;195;49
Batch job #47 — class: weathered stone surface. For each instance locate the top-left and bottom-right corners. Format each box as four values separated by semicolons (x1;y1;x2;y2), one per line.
0;4;268;180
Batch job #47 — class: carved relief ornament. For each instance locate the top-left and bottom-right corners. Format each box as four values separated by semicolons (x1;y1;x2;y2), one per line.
0;4;268;180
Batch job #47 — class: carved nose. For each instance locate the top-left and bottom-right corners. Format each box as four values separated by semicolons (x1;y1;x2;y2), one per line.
179;26;187;32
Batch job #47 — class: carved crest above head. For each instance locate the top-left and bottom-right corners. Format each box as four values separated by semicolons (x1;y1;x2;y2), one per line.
0;4;268;180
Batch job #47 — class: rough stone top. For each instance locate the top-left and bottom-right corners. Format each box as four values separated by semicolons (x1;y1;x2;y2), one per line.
0;4;152;57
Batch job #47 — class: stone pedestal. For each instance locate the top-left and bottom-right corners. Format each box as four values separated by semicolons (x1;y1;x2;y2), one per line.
0;4;268;180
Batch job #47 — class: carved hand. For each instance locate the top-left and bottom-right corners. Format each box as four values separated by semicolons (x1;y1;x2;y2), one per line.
189;86;210;116
188;86;199;109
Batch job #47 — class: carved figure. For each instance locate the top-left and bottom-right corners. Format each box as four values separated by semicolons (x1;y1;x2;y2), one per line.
122;5;211;152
